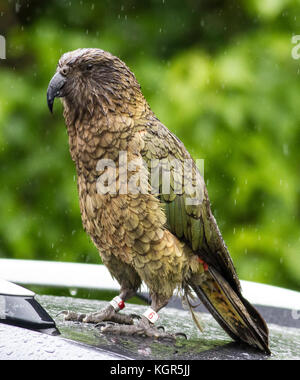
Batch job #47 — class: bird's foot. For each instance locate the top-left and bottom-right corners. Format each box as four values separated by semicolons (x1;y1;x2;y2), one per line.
59;304;134;325
99;316;187;340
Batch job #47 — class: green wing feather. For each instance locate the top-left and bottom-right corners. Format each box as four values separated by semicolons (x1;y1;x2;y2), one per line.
141;120;241;293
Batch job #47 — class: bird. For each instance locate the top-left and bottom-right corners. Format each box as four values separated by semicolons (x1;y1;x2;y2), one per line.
47;48;270;354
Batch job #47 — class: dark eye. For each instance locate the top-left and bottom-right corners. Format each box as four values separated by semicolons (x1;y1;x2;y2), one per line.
86;63;93;71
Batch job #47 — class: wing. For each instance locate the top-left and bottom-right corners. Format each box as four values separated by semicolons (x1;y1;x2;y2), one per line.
140;119;241;293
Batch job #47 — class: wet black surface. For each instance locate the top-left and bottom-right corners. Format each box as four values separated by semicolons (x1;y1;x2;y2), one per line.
37;295;300;360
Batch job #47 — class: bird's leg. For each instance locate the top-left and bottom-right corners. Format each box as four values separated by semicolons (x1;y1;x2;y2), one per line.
60;287;136;325
100;293;183;340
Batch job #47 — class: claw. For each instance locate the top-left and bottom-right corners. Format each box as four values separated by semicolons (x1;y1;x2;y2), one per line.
130;313;142;320
104;321;115;326
95;321;116;330
56;310;68;317
175;332;188;340
95;322;106;329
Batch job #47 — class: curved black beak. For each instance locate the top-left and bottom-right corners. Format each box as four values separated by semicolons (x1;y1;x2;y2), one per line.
47;72;67;113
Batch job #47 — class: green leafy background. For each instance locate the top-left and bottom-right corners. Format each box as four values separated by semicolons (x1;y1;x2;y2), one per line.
0;0;299;291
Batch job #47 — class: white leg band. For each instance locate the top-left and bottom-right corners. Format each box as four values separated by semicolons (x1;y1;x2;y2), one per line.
109;296;125;312
143;307;159;324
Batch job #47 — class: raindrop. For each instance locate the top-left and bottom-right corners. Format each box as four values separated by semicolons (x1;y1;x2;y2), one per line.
44;348;55;354
15;1;21;13
283;144;289;156
69;288;78;297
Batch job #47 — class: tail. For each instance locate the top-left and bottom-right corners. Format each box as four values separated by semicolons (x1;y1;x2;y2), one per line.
187;266;271;355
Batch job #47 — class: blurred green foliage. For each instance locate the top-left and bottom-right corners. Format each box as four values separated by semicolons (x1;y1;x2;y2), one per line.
0;0;300;291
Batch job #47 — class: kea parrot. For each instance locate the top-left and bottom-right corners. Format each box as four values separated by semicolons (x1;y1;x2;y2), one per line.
47;48;270;354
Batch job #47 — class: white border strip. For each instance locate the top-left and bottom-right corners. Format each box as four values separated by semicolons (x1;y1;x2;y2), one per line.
0;259;299;310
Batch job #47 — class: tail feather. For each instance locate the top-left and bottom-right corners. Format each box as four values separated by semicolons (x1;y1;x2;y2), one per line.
188;266;270;354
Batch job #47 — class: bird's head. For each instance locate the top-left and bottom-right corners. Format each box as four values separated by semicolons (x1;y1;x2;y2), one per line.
47;48;142;117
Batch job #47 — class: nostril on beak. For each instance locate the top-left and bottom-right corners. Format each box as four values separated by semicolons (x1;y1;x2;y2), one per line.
60;66;69;76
